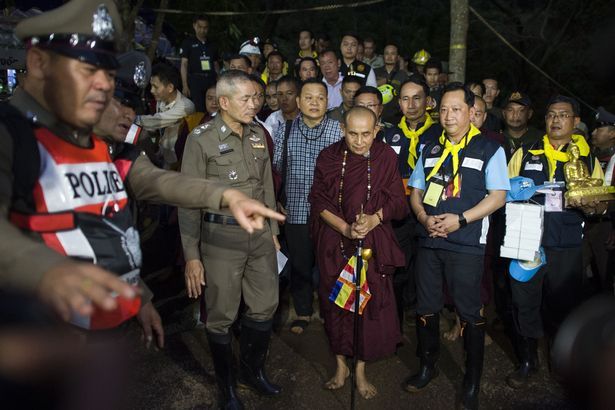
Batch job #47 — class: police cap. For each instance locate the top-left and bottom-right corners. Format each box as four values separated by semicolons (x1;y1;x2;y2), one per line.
506;91;532;107
115;51;151;110
15;0;122;69
595;107;615;128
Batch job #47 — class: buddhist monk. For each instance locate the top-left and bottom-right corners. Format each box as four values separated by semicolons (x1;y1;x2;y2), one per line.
309;106;409;398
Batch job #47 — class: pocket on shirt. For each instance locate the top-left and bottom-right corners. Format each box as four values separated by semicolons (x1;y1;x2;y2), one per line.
210;153;249;183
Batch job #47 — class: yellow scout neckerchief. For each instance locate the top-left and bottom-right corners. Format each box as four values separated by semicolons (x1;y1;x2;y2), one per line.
528;134;590;181
425;124;481;196
398;114;434;169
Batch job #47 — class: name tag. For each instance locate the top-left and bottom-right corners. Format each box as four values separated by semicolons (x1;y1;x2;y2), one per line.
425;157;439;168
200;55;211;71
423;182;444;207
462;157;484;171
524;163;543;172
544;191;563;212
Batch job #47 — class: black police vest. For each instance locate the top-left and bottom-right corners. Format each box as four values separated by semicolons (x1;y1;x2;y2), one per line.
518;141;592;248
418;133;501;255
341;60;372;85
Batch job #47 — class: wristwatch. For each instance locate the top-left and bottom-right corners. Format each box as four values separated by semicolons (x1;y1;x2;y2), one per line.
458;214;467;228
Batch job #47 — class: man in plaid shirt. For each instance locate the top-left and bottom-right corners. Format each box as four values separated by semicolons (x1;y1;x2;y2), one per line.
273;78;342;334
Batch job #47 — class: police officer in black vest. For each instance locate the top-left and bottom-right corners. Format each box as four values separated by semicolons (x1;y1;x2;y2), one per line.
339;33;377;87
506;95;606;388
405;83;510;410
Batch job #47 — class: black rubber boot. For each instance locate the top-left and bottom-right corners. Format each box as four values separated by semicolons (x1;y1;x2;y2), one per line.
238;324;281;396
506;336;538;389
207;334;244;410
405;314;440;392
461;321;485;410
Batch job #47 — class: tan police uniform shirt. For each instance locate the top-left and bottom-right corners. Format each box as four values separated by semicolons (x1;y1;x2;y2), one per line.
0;88;228;292
179;114;278;262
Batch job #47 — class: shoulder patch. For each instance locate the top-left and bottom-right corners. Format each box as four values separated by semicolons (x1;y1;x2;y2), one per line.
192;123;210;135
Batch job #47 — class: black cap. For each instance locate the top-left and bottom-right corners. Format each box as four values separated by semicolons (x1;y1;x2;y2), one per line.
506;91;532;107
114;51;151;110
595;107;615;127
15;0;122;69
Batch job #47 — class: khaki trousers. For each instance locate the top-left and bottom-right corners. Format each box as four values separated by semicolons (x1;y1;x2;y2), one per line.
201;221;278;335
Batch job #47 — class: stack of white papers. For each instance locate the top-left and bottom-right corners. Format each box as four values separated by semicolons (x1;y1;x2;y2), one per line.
500;203;544;261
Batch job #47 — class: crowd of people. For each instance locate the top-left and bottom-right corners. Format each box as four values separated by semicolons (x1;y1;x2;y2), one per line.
2;1;615;410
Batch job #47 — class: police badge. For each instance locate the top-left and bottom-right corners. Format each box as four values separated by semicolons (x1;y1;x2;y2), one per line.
92;4;115;40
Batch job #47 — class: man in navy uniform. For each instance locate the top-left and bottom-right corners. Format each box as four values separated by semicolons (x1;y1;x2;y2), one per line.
180;14;219;112
506;96;605;388
382;75;442;326
406;83;509;410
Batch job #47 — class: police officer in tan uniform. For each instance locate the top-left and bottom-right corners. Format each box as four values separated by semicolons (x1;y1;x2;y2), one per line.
179;70;281;409
0;0;282;345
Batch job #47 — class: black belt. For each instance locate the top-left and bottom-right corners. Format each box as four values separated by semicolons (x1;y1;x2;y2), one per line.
204;213;239;226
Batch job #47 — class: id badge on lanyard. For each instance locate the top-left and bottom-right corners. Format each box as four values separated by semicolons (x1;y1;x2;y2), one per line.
200;54;211;71
423;151;457;207
424;181;444;207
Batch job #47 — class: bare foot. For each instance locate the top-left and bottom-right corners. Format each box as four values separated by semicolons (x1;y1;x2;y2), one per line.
324;364;350;390
443;315;461;341
290;316;311;335
355;360;377;399
356;376;378;399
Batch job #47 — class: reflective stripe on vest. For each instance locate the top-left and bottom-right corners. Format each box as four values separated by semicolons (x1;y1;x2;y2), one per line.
12;128;141;330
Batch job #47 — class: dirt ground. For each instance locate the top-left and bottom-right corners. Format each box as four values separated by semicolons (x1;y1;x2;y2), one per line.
128;292;574;410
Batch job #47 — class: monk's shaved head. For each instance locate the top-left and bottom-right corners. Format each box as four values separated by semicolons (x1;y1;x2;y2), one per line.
342;106;380;156
343;106;377;129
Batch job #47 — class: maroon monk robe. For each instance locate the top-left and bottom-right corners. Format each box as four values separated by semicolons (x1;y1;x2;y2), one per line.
309;139;409;361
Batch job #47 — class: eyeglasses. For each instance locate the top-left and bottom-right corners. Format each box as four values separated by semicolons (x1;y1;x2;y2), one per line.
545;112;574;121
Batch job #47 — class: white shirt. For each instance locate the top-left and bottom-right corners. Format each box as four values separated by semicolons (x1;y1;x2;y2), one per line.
264;109;300;138
322;74;343;110
137;91;195;167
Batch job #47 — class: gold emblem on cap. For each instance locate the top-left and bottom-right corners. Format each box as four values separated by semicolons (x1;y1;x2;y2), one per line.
92;4;115;40
509;92;522;101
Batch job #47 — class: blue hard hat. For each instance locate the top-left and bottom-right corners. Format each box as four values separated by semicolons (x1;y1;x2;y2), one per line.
509;247;546;282
506;176;544;202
